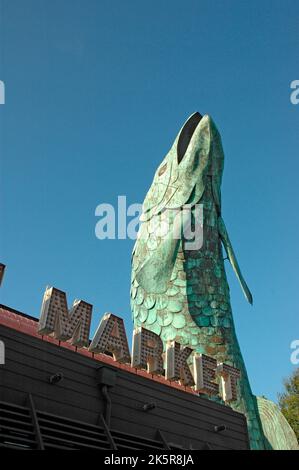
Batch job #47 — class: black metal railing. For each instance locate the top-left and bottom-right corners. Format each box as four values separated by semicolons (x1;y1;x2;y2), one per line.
0;399;187;450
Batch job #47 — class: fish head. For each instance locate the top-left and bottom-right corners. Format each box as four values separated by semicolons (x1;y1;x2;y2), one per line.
141;112;224;221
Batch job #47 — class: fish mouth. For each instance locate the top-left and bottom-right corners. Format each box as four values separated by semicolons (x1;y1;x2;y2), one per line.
177;112;203;164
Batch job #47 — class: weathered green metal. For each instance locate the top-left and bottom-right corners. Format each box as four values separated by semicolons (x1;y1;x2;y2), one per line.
131;112;298;450
257;396;299;450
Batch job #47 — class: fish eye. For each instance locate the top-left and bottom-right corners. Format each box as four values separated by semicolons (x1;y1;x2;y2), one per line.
158;163;167;176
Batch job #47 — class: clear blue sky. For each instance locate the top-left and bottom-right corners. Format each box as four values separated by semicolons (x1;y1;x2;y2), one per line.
0;0;298;402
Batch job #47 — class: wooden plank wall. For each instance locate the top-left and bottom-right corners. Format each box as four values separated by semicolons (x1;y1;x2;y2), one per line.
0;323;250;450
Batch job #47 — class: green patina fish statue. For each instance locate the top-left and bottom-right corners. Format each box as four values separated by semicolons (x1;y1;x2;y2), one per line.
131;112;298;450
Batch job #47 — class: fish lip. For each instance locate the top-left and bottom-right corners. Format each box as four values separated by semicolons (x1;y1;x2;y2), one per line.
177;112;203;164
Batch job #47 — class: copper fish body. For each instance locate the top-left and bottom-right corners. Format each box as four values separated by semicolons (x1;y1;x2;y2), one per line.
131;113;299;450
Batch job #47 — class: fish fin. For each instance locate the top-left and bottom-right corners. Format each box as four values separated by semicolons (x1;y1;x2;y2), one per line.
136;236;181;294
136;209;191;294
218;216;253;305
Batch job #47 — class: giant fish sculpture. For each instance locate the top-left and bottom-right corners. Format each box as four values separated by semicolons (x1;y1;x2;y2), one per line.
131;112;298;450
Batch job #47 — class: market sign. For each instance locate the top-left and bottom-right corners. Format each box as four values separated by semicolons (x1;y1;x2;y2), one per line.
38;286;240;402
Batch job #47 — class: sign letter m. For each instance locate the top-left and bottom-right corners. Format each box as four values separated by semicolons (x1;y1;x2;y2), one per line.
38;287;92;347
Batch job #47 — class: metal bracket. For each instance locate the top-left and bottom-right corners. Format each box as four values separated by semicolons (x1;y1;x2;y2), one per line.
27;393;44;450
157;429;171;449
99;413;118;450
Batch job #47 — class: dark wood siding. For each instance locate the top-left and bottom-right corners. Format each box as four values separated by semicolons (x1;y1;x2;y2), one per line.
0;324;249;450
